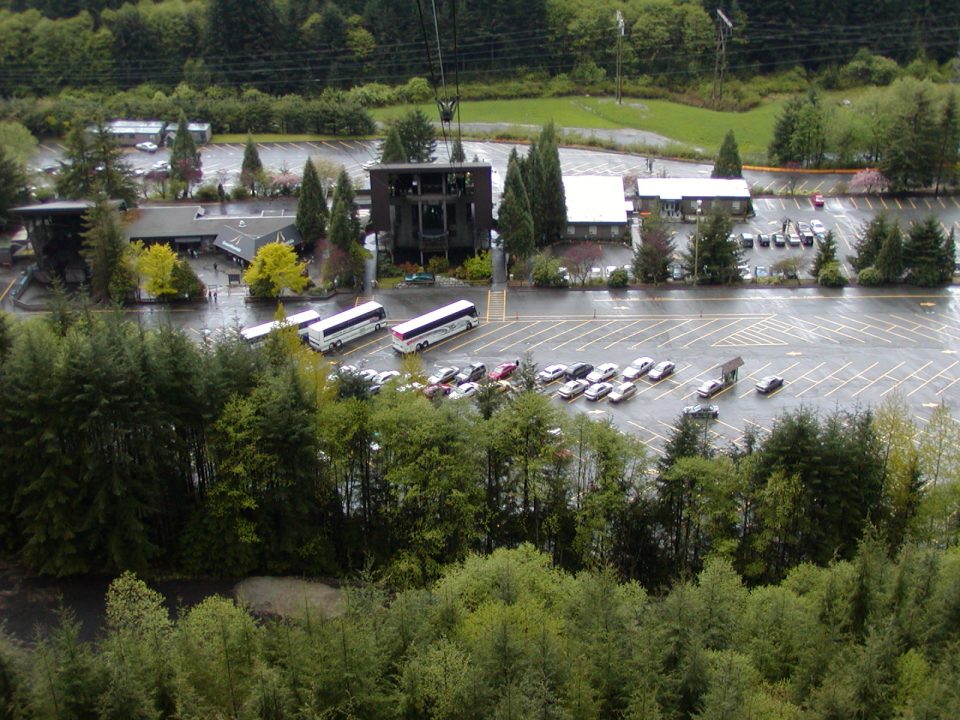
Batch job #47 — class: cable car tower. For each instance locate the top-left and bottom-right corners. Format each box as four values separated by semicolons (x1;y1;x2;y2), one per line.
415;0;462;160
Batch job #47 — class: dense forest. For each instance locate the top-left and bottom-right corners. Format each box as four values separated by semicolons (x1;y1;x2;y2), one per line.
2;543;960;718
0;309;957;587
0;0;955;97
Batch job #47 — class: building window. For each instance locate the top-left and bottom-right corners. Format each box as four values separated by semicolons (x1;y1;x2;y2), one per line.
589;225;598;236
610;226;619;237
731;200;741;211
567;226;574;236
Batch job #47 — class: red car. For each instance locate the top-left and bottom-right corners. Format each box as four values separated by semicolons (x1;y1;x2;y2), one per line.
488;360;519;381
812;193;824;208
422;383;453;399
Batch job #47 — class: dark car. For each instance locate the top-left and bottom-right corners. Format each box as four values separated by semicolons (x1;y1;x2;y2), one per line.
683;404;719;419
755;375;784;394
800;230;815;247
772;232;786;247
758;233;771;247
565;362;594;381
740;232;754;249
455;362;486;384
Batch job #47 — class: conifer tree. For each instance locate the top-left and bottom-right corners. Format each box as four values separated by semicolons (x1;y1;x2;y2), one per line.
812;230;838;278
904;216;950;286
934;92;959;194
498;149;535;268
240;136;263;195
874;223;904;282
330;168;360;245
296;157;328;245
394;109;436;163
450;136;466;163
850;213;892;272
81;195;136;303
169;112;202;198
536;122;567;244
0;146;26;232
711;130;743;178
379;126;407;164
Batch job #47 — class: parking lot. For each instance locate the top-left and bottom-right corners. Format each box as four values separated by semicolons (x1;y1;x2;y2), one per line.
290;286;960;457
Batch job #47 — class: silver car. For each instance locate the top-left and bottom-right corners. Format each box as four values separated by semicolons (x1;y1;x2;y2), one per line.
623;357;655;380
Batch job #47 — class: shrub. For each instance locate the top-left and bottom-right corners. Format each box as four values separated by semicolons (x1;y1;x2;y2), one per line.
378;262;403;278
426;256;450;275
398;262;422;275
194;184;219;201
463;251;493;281
857;266;884;286
230;185;250;201
818;262;847;287
607;268;629;288
531;252;567;287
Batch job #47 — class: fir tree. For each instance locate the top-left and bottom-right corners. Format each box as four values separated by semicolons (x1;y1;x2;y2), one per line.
768;97;803;164
169;112;202;198
498;149;535;269
874;223;904;282
850;213;892;272
330;168;360;243
240;136;263;195
536;122;567;244
296;158;328;245
904;216;949;286
0;146;26;232
81;196;136;303
523;141;545;244
450;136;466;163
711;130;743;178
379;126;407;164
812;231;838;278
935;91;959;194
394;109;436;163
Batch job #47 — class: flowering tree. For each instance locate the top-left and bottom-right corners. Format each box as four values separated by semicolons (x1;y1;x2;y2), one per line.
562;242;603;286
850;169;889;194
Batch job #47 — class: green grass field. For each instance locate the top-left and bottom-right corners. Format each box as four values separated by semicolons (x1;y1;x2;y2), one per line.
371;96;787;157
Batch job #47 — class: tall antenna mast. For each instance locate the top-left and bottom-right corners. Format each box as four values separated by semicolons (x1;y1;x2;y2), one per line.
615;10;625;105
713;9;733;105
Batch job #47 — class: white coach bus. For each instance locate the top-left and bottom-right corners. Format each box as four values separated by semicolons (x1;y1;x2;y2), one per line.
307;301;387;352
240;309;322;344
391;299;479;353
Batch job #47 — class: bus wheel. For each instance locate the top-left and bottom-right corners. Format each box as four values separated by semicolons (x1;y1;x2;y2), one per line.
334;340;343;350
421;340;429;350
416;343;423;351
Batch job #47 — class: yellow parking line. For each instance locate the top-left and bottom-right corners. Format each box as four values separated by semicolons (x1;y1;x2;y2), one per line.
527;319;594;351
786;361;827;391
444;322;517;352
849;197;858;209
557;320;615;351
880;360;933;397
864;197;873;209
936;373;960;397
811;316;866;344
576;319;644;351
953;197;960;208
470;322;537;352
906;361;960;397
715;418;741;435
938;196;946;208
499;321;559;351
340;336;392;357
895;198;903;209
605;319;669;349
823;361;880;398
677;318;747;348
924;198;932;208
0;276;15;302
909;197;917;209
631;319;696;349
831;315;893;344
862;314;940;344
851;361;906;398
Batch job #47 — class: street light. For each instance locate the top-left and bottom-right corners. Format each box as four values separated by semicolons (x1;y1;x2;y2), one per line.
694;199;702;284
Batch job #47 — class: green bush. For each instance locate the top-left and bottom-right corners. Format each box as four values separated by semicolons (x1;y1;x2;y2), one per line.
194;184;219;201
378;262;403;278
531;252;567;287
426;256;450;275
857;266;884;286
230;185;251;201
818;262;848;287
463;251;493;282
607;268;629;288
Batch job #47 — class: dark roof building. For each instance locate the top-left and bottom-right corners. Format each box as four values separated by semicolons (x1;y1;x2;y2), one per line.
634;178;752;221
368;162;493;265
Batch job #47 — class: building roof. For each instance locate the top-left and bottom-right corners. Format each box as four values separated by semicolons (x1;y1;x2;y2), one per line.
635;178;751;201
97;120;166;135
368;162;492;172
165;122;212;134
13;199;125;216
125;206;207;240
563;175;628;224
211;218;302;263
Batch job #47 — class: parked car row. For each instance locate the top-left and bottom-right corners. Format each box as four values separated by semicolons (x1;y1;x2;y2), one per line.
550;357;677;404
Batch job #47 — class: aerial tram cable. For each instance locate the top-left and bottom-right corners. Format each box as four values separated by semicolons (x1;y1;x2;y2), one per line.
414;0;460;159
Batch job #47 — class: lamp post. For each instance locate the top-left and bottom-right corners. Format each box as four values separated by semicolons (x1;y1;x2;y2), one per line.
694;199;702;284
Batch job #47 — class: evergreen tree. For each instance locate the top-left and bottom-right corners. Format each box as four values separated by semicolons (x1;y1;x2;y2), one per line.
904;216;950;286
633;210;675;284
768;96;803;164
240;136;263;195
850;213;892;272
57;122;136;205
394;109;436;163
81;195;136;303
379;125;407;164
498;149;535;271
296;157;328;245
711;130;743;178
450;136;466;163
881;80;940;192
536;122;567;244
812;230;838;278
683;208;738;283
935;91;959;194
329;168;360;245
522;141;545;244
169;112;201;198
874;222;904;282
0;145;26;232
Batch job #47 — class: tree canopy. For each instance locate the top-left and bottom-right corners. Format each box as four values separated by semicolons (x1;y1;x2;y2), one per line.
242;242;309;297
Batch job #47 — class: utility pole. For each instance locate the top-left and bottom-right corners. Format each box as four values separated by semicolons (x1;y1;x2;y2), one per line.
712;9;733;106
615;11;625;104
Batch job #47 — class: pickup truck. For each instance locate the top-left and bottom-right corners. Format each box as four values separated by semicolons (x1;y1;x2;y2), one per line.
404;272;436;285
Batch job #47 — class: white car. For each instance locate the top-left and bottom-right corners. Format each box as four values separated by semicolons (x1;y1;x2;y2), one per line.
623;357;655;380
558;379;590;399
648;360;676;381
375;370;401;385
697;379;724;398
135;141;158;153
357;369;380;383
586;362;618;383
150;160;170;173
584;382;614;401
537;363;567;384
608;382;637;403
450;381;479;400
428;366;459;385
810;219;827;235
